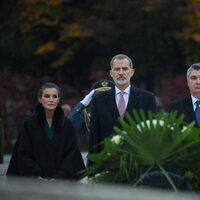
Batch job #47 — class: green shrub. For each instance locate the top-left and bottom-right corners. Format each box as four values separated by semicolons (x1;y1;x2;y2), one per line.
84;111;200;192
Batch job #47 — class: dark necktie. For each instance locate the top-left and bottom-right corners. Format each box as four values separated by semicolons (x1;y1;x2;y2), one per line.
118;92;125;118
195;101;200;126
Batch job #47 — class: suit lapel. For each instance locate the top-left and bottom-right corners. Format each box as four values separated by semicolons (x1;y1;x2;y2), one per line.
126;86;138;113
105;88;120;117
184;96;196;123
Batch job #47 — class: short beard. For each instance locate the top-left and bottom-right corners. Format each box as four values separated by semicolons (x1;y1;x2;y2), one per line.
115;79;128;85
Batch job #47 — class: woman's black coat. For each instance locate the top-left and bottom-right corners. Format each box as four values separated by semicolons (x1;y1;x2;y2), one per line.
7;103;85;179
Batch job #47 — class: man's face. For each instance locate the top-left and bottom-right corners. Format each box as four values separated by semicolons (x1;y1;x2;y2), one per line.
187;69;200;97
110;58;134;88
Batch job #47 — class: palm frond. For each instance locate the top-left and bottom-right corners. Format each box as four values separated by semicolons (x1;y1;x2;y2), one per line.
83;111;200;190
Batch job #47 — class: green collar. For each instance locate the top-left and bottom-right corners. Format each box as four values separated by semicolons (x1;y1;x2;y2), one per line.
44;121;54;140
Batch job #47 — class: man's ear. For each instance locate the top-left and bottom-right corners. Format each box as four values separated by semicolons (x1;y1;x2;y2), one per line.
131;68;135;76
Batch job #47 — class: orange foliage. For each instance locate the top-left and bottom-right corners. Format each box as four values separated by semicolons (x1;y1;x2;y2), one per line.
35;18;59;27
35;41;57;55
64;23;93;38
48;0;62;7
190;0;200;7
143;0;160;12
20;7;45;22
24;0;40;5
19;1;60;32
179;0;200;42
191;34;200;42
24;0;62;6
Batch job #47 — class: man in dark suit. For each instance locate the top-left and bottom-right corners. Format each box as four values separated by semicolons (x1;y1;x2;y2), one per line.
170;63;200;127
88;54;156;158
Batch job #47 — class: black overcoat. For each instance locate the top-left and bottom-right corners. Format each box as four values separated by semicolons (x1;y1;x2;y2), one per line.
7;103;85;179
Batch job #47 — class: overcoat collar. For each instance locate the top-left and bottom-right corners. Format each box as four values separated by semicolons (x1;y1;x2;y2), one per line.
35;103;65;132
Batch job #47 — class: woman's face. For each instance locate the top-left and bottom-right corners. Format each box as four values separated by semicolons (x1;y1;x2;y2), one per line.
38;88;59;111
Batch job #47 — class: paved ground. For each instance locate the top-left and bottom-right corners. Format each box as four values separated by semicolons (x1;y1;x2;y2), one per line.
0;154;10;175
0;154;199;200
0;173;199;200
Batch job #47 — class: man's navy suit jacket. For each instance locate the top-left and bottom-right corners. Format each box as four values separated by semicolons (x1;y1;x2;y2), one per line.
89;85;156;155
170;95;198;126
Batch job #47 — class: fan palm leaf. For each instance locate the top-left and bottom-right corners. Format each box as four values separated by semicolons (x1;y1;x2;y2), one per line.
83;111;200;191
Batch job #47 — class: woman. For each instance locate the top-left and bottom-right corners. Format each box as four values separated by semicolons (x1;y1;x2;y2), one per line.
7;82;85;180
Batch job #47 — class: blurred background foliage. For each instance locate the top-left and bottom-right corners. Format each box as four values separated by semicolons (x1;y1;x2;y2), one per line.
1;0;200;151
